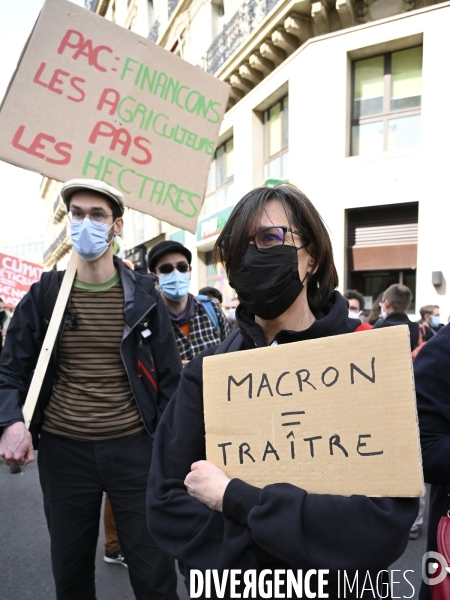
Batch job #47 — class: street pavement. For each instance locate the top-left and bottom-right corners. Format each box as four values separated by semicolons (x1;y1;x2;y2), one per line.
0;456;426;599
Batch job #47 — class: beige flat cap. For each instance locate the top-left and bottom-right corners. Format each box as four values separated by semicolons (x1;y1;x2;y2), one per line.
60;179;125;216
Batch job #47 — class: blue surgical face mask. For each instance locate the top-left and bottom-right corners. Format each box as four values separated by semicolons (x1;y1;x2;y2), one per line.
431;315;440;328
159;270;190;302
70;218;115;262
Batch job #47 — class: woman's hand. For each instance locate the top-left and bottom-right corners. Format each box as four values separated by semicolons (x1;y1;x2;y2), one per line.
184;460;230;512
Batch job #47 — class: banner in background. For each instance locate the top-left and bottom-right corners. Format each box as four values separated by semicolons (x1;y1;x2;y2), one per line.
0;253;43;308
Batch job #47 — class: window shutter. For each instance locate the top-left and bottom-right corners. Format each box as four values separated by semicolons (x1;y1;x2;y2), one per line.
347;203;418;271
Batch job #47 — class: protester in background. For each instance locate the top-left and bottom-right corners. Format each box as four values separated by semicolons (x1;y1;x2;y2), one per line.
375;284;434;348
148;241;230;365
415;324;450;599
367;293;383;327
0;299;19;475
198;286;223;304
344;289;373;330
0;297;7;354
224;296;240;331
0;301;21;473
344;289;366;320
199;286;236;333
147;184;418;598
418;305;436;338
418;304;443;335
0;179;181;600
432;305;444;332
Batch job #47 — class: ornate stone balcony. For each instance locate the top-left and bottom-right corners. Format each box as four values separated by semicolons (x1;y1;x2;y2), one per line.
198;0;283;75
148;19;160;42
198;0;442;110
168;0;180;18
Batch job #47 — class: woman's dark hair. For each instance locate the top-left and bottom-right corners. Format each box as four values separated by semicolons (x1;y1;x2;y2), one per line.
367;293;383;325
213;184;339;315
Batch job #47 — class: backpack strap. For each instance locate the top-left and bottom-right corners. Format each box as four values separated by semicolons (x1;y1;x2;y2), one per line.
38;270;65;327
418;323;426;345
214;329;244;355
411;323;427;359
196;295;219;329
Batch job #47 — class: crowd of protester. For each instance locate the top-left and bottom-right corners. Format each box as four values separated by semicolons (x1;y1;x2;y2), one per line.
0;180;448;600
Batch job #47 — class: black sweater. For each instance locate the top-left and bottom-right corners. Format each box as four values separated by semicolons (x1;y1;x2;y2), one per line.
147;292;419;599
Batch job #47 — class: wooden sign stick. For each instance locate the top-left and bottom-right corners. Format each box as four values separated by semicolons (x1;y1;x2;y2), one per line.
22;255;77;429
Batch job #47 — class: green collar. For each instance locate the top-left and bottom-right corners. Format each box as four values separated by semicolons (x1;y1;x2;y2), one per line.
73;271;120;292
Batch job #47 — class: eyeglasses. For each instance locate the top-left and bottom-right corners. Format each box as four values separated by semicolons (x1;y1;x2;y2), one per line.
68;210;113;225
219;226;308;257
247;226;306;252
156;262;191;274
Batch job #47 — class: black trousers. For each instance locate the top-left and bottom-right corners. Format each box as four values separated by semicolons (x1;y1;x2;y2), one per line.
38;430;179;600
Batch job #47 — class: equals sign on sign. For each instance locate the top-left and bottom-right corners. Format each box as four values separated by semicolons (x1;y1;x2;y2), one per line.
281;411;305;426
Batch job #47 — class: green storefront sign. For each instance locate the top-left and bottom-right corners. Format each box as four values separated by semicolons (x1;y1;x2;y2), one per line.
196;206;234;242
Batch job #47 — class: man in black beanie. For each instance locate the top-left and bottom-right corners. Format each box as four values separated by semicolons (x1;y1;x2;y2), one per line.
148;241;230;364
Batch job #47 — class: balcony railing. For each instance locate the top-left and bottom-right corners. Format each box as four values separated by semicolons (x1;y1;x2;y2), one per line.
148;19;160;42
43;227;68;262
198;0;283;75
168;0;180;18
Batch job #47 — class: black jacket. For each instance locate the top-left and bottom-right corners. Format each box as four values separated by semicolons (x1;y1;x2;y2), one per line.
0;257;182;445
415;324;450;600
147;291;419;599
374;311;433;351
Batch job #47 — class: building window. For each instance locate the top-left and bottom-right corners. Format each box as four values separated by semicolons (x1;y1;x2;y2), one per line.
264;96;288;181
203;138;234;216
351;46;422;156
347;202;418;313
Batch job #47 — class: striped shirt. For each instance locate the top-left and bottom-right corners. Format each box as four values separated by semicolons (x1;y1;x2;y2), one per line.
43;273;144;441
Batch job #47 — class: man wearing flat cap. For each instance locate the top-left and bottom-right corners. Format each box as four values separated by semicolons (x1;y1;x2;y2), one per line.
0;179;181;600
148;240;230;365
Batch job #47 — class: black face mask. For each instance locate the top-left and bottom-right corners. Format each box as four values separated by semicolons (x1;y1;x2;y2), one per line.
229;244;307;320
0;311;6;323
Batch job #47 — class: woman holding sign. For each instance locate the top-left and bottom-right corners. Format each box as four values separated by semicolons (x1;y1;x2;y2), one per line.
147;184;419;599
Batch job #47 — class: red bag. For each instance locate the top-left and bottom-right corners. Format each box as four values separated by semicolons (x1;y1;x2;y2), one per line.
430;508;450;598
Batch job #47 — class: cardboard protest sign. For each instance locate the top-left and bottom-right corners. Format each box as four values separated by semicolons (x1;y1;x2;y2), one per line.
0;0;230;233
0;253;43;308
203;326;423;497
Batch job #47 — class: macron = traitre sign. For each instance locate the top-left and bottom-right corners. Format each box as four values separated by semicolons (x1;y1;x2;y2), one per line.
0;0;230;233
203;326;423;497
